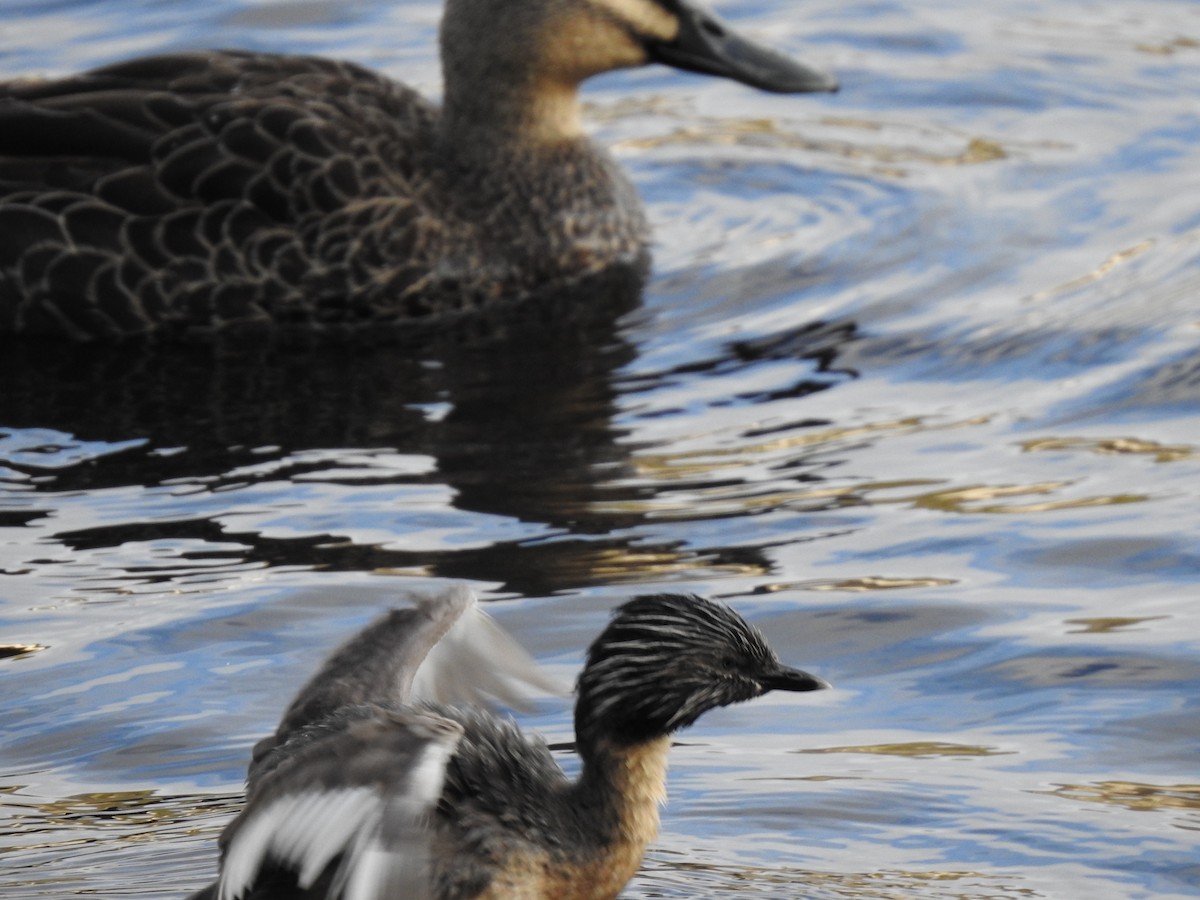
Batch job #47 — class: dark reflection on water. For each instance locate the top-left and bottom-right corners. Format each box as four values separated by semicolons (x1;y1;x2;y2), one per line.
0;267;870;597
0;271;653;595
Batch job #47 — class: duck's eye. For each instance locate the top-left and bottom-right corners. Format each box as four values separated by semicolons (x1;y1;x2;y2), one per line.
719;655;738;671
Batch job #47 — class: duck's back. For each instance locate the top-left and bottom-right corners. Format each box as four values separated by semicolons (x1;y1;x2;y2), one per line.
0;51;455;338
0;51;434;193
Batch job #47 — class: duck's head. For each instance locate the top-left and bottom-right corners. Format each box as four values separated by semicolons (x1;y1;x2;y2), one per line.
441;0;836;140
575;593;829;750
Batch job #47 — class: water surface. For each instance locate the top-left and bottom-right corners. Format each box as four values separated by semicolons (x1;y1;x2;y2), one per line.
1;1;1199;898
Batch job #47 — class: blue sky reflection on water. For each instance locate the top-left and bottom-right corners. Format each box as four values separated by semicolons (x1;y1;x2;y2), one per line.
1;0;1200;898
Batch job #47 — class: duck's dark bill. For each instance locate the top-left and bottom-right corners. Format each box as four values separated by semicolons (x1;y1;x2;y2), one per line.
647;1;837;94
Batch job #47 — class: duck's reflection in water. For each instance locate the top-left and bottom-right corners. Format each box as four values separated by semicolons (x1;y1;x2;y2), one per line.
0;269;862;595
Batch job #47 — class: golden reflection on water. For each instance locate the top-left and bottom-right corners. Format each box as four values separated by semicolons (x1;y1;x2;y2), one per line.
1028;239;1156;301
372;564;437;577
0;786;236;881
1022;435;1198;463
593;415;988;521
626;417;929;482
908;482;1147;514
758;576;957;593
589;548;769;582
1040;781;1200;815
640;849;1037;898
1065;616;1171;634
1136;36;1200;55
0;787;234;896
599;466;1147;520
800;741;1013;759
595;411;1157;523
0;787;237;832
781;866;1035;899
618;116;1008;172
592;478;942;521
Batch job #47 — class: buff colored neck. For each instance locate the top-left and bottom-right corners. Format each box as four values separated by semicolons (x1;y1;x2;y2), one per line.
554;735;671;900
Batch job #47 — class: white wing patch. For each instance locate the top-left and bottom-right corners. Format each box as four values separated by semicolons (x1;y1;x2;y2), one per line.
410;596;565;710
336;738;457;900
218;729;458;900
219;787;378;899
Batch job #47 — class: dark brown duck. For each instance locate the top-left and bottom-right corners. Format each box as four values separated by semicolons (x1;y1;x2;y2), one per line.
185;587;829;900
0;0;835;340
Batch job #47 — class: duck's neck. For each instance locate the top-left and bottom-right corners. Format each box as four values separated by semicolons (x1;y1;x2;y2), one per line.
440;0;590;153
440;78;584;152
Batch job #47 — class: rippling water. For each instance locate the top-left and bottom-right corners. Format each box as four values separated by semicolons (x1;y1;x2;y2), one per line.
2;1;1199;898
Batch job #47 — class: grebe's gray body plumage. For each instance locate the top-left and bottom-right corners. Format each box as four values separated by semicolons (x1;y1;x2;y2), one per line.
0;0;835;340
187;587;829;900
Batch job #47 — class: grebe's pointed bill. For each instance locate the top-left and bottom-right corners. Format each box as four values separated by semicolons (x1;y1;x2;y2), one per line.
762;665;831;693
646;0;838;94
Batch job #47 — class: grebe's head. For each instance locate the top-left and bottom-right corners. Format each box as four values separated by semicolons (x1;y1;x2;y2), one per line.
575;593;828;749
